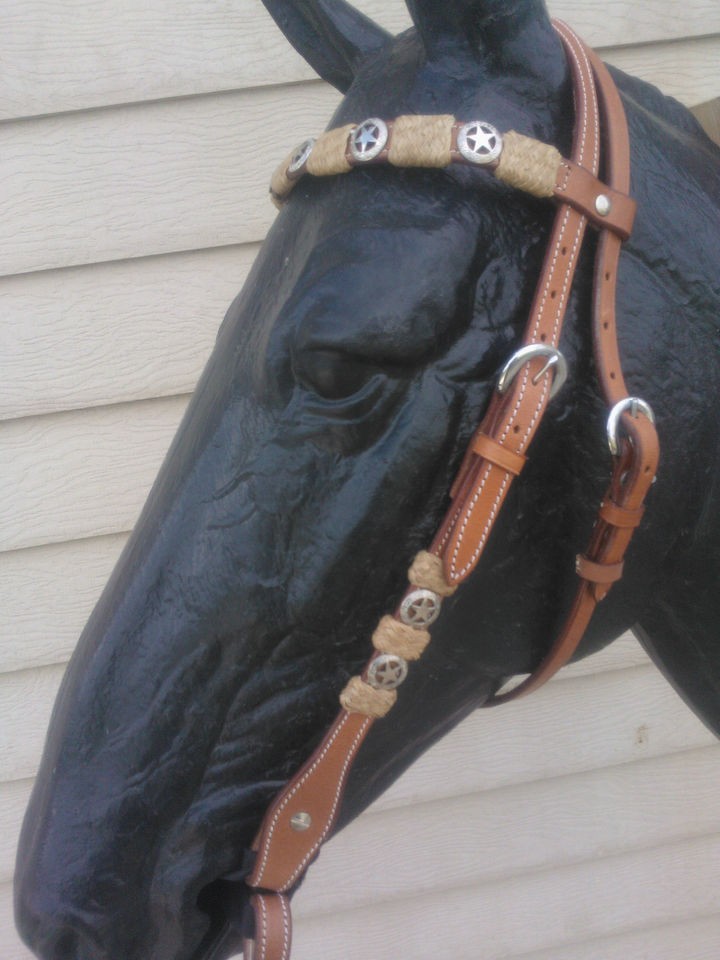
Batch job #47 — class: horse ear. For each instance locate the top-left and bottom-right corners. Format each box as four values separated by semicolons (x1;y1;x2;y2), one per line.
261;0;391;92
407;0;562;77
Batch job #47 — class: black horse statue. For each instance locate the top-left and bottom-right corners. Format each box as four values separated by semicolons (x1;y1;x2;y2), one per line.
15;1;720;959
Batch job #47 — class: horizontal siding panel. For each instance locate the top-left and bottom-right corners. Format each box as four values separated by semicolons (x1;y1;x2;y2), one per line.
3;678;718;953
0;520;649;671
0;517;651;673
3;39;715;280
3;893;720;960
0;397;187;552
605;34;720;106
0;524;646;674
0;0;410;122
1;82;339;278
0;245;257;421
0;536;125;673
4;745;719;909
374;665;717;811
3;1;718;120
295;746;720;918
291;833;720;960
558;633;649;678
0;646;650;880
0;664;64;783
0;47;713;423
2;660;715;793
0;779;31;885
514;914;720;960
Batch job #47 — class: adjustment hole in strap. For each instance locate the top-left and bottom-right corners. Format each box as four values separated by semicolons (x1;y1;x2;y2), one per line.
471;434;527;476
575;555;624;584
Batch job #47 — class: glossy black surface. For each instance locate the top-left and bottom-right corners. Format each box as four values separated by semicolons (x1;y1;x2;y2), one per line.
15;2;720;959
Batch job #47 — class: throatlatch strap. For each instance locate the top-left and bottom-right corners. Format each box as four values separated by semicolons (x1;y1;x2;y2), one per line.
242;23;658;960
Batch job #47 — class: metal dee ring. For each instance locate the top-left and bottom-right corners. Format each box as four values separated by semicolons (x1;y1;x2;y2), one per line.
497;345;568;400
606;397;655;456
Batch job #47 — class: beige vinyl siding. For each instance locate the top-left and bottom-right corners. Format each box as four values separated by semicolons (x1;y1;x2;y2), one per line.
2;0;719;121
2;1;719;957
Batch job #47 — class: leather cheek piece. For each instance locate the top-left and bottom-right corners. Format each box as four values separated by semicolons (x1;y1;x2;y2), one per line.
244;893;292;960
471;433;528;476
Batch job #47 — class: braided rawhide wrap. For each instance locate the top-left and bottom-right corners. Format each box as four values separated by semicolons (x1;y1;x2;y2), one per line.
270;115;567;207
340;676;397;718
339;550;455;718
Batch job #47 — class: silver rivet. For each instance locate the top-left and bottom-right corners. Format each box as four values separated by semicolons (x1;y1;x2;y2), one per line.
457;121;503;165
595;194;612;216
349;118;389;162
290;812;312;832
368;654;409;691
400;588;442;627
287;138;315;176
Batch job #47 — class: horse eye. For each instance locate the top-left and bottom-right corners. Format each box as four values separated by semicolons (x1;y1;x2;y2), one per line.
294;349;382;401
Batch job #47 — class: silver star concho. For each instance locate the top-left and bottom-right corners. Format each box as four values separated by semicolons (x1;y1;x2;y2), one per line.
287;138;315;176
350;118;389;162
400;588;442;628
457;121;503;165
368;654;409;691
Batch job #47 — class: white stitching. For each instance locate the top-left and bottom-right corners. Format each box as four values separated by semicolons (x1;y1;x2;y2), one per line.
252;713;371;889
449;25;598;580
554;21;600;173
282;717;371;889
253;713;351;883
279;896;291;960
257;895;268;960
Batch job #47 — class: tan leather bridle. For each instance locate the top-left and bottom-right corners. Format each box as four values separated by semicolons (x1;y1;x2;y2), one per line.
242;22;660;960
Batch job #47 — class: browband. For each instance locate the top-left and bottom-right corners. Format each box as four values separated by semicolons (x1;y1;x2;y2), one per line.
242;21;659;960
270;114;635;240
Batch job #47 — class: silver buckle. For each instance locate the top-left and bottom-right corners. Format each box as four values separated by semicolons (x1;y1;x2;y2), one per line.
497;344;568;400
606;397;655;456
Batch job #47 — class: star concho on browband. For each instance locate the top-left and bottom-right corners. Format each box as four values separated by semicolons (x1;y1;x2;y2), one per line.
269;114;635;238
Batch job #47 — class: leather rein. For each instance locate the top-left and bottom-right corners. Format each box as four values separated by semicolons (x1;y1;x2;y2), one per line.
241;22;660;960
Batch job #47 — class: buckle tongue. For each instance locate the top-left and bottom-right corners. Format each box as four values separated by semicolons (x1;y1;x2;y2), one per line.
497;344;568;400
606;397;655;456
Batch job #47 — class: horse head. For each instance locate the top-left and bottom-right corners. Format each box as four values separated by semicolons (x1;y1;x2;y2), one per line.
15;2;720;959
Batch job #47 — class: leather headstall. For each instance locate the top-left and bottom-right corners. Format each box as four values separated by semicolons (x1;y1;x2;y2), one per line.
242;21;660;960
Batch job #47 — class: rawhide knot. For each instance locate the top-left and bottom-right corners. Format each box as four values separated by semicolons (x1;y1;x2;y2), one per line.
340;676;396;718
408;550;457;597
372;615;430;660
